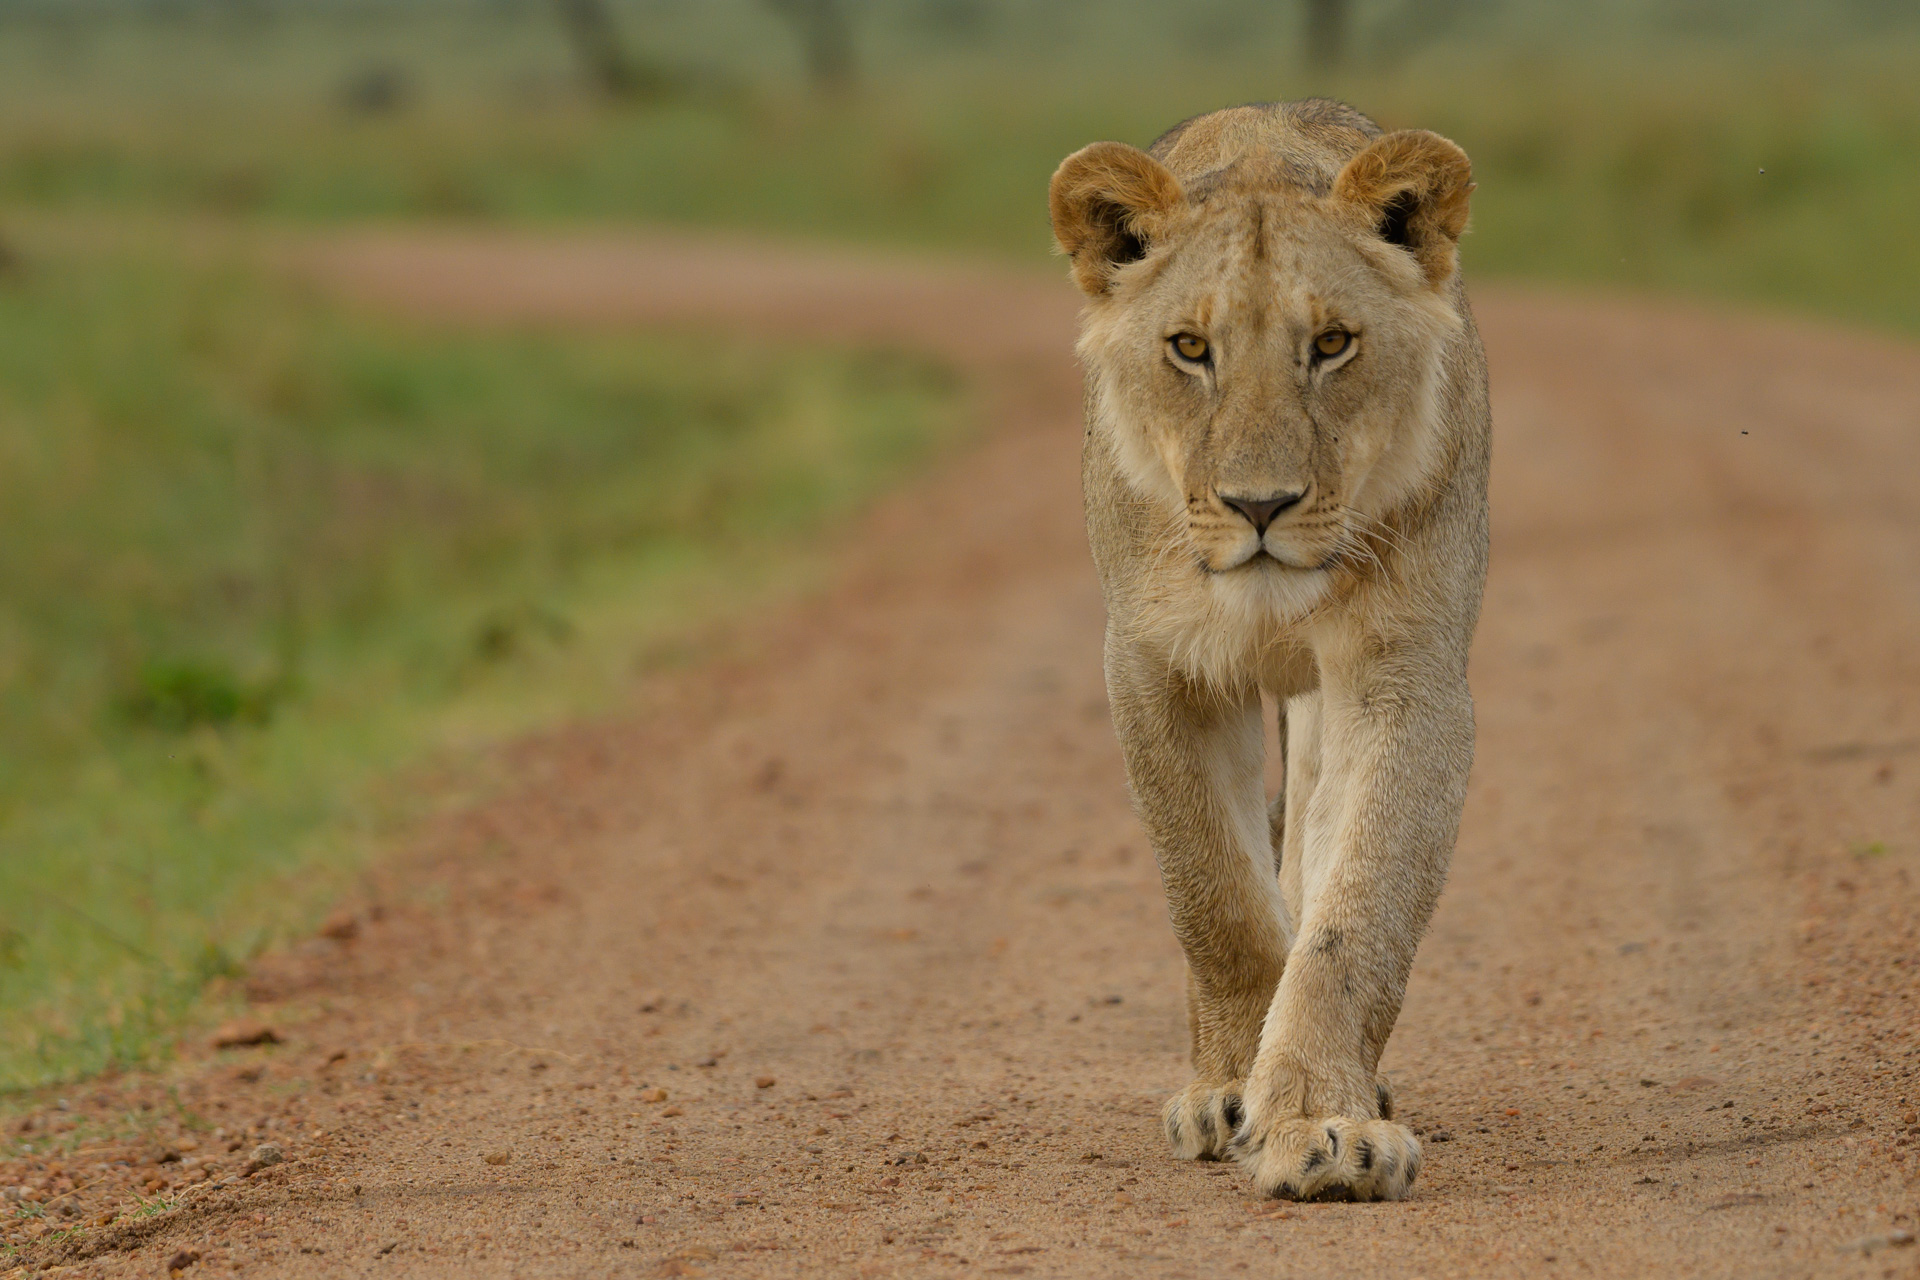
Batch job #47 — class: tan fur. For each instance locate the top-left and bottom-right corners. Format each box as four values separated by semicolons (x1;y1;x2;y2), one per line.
1050;100;1490;1201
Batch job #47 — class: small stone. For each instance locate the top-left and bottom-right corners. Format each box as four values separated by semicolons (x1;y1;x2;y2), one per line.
638;1087;668;1103
1838;1229;1915;1255
165;1247;202;1273
755;1076;777;1089
212;1022;281;1049
1706;1193;1768;1210
1667;1075;1720;1091
318;910;359;941
483;1151;512;1166
659;1106;685;1118
245;1143;286;1173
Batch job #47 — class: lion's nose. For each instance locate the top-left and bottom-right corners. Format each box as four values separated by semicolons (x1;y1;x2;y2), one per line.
1218;489;1305;535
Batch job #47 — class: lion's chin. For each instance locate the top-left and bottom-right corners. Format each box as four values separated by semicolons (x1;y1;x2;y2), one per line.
1208;547;1327;575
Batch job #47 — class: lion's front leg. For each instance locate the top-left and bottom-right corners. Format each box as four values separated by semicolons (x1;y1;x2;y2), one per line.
1231;662;1473;1201
1106;640;1289;1162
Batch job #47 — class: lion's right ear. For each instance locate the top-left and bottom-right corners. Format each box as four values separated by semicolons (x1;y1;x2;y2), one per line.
1049;142;1185;296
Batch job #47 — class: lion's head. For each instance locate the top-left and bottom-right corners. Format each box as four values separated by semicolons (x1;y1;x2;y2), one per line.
1052;104;1474;614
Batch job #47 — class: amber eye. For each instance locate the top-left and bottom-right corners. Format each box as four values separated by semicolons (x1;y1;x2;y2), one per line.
1172;334;1210;362
1314;329;1352;359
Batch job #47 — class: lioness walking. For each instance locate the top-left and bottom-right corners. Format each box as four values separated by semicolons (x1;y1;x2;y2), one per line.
1050;100;1489;1202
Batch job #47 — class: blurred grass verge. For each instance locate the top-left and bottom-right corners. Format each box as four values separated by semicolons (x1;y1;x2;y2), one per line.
0;234;966;1091
0;13;1916;333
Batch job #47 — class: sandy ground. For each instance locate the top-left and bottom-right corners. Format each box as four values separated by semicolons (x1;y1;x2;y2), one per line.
5;230;1919;1280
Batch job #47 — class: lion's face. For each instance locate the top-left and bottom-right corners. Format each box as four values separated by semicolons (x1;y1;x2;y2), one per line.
1053;130;1472;614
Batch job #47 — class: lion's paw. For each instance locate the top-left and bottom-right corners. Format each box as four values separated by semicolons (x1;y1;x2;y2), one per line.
1229;1115;1421;1201
1162;1081;1245;1161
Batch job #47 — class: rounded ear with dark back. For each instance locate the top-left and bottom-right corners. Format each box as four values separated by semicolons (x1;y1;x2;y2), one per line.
1333;130;1474;288
1049;142;1185;297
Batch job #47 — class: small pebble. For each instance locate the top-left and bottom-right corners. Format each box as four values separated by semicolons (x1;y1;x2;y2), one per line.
1837;1229;1915;1255
211;1022;281;1050
755;1075;777;1089
638;1087;668;1103
483;1151;512;1166
318;910;359;941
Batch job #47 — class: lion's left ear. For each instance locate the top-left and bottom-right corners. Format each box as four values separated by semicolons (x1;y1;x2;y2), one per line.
1049;141;1185;297
1333;130;1474;288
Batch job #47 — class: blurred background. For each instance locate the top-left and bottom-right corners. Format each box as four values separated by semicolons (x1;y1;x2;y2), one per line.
0;0;1915;1090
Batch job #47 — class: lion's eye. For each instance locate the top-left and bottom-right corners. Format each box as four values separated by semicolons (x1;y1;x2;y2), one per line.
1314;329;1351;359
1172;334;1210;362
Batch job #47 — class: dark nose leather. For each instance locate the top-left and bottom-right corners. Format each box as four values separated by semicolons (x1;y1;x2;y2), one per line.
1219;489;1305;535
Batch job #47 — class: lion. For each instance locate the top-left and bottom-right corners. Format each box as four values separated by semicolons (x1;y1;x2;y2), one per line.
1049;100;1489;1201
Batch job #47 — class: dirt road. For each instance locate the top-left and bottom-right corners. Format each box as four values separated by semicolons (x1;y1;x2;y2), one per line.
7;231;1919;1279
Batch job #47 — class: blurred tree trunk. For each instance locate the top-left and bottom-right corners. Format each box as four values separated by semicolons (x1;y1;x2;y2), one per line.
553;0;664;100
765;0;856;92
1305;0;1348;70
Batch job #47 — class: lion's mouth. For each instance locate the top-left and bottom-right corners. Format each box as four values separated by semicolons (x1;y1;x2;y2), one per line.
1208;546;1328;575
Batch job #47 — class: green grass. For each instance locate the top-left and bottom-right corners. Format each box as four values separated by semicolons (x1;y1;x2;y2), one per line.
0;239;965;1091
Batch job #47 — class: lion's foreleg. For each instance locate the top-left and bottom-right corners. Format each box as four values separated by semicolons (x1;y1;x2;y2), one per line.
1232;655;1473;1200
1274;690;1321;947
1106;639;1288;1160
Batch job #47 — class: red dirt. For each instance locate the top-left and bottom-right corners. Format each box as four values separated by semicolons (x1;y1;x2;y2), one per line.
5;230;1918;1279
